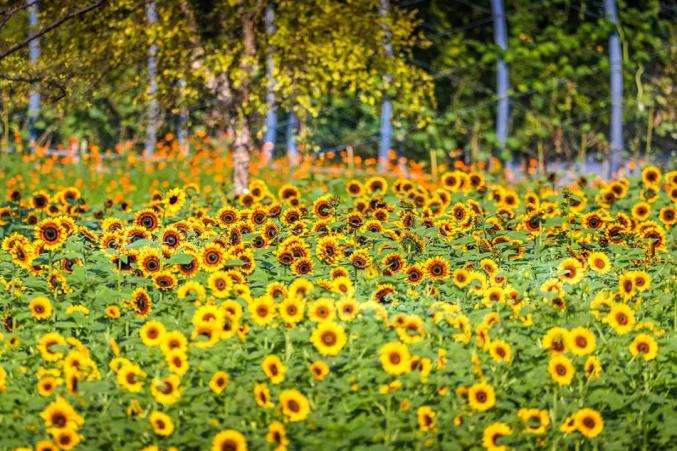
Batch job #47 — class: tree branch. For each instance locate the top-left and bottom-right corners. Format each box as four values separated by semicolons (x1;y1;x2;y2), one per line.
0;0;109;61
0;0;39;30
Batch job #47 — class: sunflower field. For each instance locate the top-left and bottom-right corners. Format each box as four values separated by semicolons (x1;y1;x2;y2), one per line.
0;156;675;451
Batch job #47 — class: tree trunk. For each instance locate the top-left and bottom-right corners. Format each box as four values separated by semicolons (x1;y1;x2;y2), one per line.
177;78;189;155
377;0;394;173
262;3;277;165
491;0;509;156
286;111;299;167
144;1;159;159
232;5;259;195
233;123;252;195
27;0;40;151
605;0;623;179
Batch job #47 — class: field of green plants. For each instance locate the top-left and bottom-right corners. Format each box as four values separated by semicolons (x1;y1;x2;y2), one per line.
0;155;674;450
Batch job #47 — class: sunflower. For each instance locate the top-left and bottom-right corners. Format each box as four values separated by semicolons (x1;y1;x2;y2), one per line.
151;374;182;406
38;332;67;362
641;165;661;186
31;190;50;210
29;296;53;320
165;349;189;376
201;245;226;272
483;286;505;306
381;252;405;276
489;340;512;363
135;209;160;231
379;342;411;375
129;287;152;316
212;429;248;451
631;202;651;221
209;371;229;394
468;382;496;412
207;271;233;298
279;389;311;422
337;297;359;321
266;421;288;449
254;383;274;408
291;257;314;276
307;298;335;323
548;355;575;385
632;271;651;292
658;206;676;226
35;219;66;250
587;251;611;274
349;249;371;270
567;327;596;356
51;429;81;450
584;356;602;380
573;408;604;438
149;411;174;436
262;355;286;384
164;188;186;216
311;322;347;356
309;360;330;381
279;297;304;325
417;406;436;431
38;375;62;396
482;422;511;451
405;264;425;285
137;247;163;275
35;440;58;451
153;271;177;290
40;396;84;430
116;363;146;392
425;257;450;281
606;303;635;335
558;257;584;284
518;408;550;434
629;333;658;361
249;296;276;327
140;320;166;347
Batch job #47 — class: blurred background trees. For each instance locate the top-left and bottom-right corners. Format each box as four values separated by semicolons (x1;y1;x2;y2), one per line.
0;0;674;173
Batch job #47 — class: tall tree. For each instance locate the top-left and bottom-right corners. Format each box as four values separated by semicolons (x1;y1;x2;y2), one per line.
26;0;40;148
286;110;298;166
261;2;277;165
377;0;394;173
144;0;159;159
604;0;623;178
491;0;509;155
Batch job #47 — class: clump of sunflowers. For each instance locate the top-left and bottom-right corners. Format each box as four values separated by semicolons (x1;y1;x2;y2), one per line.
0;164;674;450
